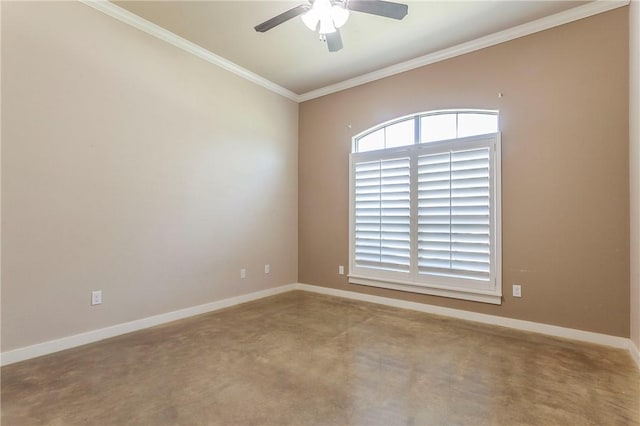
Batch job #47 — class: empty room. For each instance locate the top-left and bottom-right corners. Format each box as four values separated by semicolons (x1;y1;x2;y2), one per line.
1;0;640;424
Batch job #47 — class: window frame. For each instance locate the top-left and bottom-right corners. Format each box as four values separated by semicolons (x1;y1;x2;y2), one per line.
348;110;502;305
353;109;499;153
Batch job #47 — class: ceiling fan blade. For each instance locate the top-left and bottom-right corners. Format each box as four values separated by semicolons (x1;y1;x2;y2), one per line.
326;30;343;52
347;0;408;20
254;4;310;32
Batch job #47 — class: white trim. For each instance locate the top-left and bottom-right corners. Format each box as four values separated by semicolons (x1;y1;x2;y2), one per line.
294;283;632;350
79;0;299;102
0;284;297;366
630;340;640;371
494;133;503;305
350;275;502;305
297;0;630;102
3;283;638;369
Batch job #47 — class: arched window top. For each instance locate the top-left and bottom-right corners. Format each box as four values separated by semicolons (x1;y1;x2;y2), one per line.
353;109;498;153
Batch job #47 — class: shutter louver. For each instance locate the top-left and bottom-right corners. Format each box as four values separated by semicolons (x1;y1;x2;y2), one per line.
354;158;411;272
417;147;491;281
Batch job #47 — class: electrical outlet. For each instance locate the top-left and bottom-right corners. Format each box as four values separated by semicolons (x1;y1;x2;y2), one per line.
338;265;345;275
264;264;270;274
512;284;522;298
91;290;102;305
240;269;247;279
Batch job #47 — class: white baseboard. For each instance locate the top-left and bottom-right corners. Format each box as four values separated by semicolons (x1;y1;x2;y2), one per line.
294;283;638;367
629;340;640;371
3;282;638;371
0;284;297;366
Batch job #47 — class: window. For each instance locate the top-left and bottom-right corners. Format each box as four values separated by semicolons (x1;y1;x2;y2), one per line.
349;110;501;304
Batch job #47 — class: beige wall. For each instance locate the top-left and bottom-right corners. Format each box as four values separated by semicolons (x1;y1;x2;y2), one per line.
1;2;298;351
0;1;634;354
631;0;640;350
299;8;630;337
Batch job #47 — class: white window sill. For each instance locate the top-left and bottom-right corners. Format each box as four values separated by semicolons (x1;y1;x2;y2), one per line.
348;274;502;305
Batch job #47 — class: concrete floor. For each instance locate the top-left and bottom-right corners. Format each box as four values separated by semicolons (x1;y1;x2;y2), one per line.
2;291;639;425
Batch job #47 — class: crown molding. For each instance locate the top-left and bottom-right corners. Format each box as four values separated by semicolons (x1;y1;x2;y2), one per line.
79;0;299;102
298;0;630;102
81;0;628;104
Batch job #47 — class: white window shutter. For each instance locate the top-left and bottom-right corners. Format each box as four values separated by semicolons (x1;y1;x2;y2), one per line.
349;111;501;304
354;157;411;272
417;147;491;281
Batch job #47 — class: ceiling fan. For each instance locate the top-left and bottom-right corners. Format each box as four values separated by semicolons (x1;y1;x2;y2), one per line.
254;0;409;52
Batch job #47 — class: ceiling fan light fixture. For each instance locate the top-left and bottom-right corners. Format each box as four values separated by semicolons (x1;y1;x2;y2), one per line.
331;5;349;28
301;0;347;34
301;10;319;31
318;15;337;34
255;0;408;52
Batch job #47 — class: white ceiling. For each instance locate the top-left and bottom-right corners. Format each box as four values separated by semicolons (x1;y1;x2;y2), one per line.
114;1;591;96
